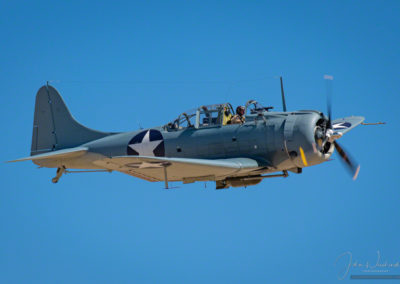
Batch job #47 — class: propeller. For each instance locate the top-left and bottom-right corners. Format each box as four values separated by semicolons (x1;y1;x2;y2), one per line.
323;75;360;180
333;141;360;180
326;78;332;129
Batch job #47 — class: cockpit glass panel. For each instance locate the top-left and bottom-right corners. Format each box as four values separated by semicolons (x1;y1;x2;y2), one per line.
180;112;196;128
198;104;223;127
165;103;234;131
165;108;196;131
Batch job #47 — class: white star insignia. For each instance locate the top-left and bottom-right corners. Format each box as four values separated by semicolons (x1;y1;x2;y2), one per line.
333;122;349;130
128;130;162;156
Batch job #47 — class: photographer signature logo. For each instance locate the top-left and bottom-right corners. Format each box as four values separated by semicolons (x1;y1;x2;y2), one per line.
335;251;400;280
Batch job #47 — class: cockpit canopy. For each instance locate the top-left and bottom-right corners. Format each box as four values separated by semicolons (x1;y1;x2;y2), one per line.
164;100;273;131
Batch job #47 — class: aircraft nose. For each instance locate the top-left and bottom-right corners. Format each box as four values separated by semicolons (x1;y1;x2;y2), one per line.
284;112;333;168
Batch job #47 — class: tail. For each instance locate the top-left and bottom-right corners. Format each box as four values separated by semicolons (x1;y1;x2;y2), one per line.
31;85;112;156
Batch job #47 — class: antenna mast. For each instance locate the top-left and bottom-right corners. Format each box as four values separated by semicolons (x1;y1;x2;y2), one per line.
280;76;287;112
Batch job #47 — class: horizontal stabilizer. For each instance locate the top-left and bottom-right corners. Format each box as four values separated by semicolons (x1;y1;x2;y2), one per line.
7;147;88;163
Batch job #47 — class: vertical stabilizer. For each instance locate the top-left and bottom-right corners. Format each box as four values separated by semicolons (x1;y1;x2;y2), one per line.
31;85;111;156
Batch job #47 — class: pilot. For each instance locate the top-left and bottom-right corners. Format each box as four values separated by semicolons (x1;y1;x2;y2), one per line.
222;106;233;125
230;106;245;124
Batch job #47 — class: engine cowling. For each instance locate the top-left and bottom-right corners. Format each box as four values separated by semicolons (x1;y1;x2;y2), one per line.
283;111;334;168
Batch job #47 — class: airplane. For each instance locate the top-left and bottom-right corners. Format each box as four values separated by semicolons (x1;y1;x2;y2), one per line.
8;78;368;189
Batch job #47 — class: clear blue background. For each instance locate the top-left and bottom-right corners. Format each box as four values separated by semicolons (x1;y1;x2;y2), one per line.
1;1;399;283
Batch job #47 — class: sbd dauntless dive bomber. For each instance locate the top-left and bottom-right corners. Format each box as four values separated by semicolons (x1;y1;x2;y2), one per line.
9;79;365;189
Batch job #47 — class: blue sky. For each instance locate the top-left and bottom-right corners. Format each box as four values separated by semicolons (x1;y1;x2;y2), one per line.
1;1;399;283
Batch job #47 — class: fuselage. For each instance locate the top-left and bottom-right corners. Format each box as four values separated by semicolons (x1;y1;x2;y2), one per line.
37;110;334;175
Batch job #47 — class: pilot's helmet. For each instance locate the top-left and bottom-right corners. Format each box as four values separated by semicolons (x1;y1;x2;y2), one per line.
236;106;245;116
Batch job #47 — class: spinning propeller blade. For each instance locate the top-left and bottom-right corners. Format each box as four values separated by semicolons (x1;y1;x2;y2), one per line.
333;141;360;180
324;74;333;128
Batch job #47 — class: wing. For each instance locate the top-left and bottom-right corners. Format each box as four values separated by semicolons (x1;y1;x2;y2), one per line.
332;116;365;135
93;156;266;183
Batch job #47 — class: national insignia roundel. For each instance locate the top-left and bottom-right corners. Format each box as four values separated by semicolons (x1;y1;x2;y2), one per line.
127;129;165;157
332;122;352;130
